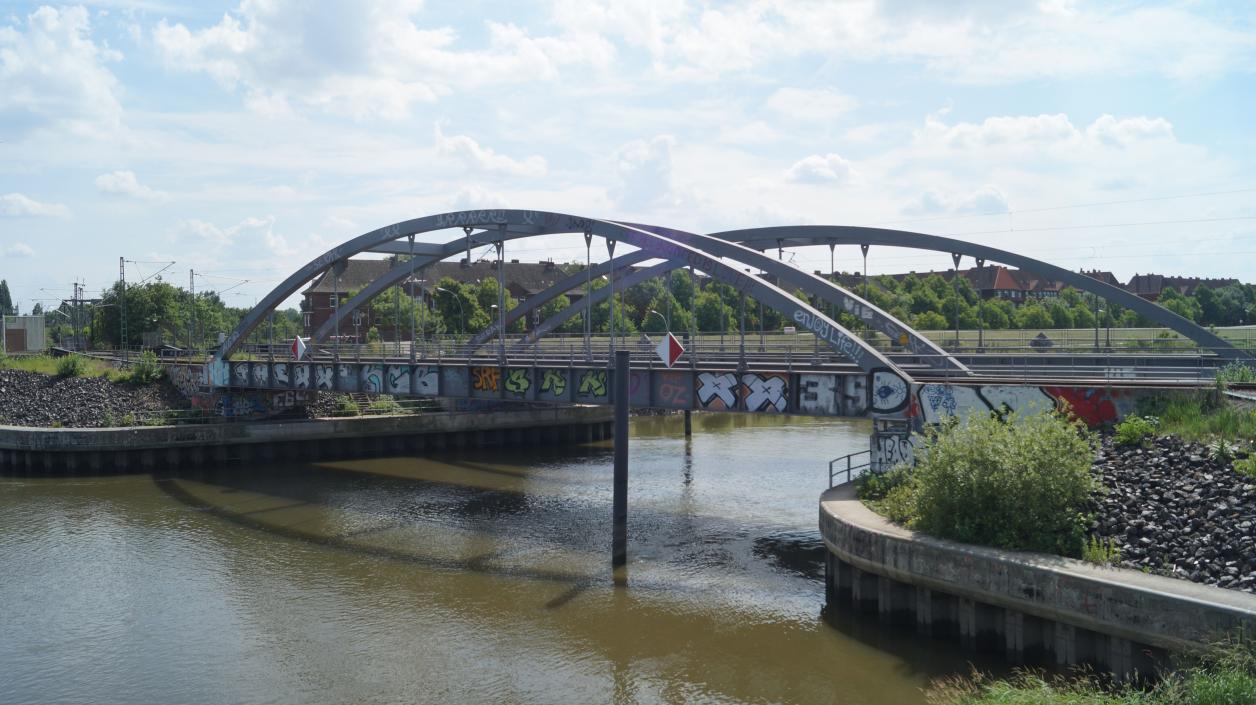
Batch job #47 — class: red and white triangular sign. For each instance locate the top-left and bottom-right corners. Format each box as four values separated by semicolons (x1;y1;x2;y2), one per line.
655;332;684;368
291;336;307;361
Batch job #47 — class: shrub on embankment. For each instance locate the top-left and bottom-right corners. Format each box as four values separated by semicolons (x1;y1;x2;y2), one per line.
859;411;1096;557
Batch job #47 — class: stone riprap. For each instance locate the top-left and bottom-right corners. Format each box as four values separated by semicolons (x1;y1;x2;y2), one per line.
1090;435;1255;593
0;369;186;428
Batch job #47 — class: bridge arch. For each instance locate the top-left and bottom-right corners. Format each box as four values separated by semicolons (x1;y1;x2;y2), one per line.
491;224;1251;364
316;222;967;372
215;210;908;379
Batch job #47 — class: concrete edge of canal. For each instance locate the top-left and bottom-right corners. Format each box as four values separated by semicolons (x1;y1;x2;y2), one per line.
819;483;1256;677
0;406;614;475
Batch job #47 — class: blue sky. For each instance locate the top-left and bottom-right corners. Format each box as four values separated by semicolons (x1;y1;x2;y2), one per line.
2;0;1255;312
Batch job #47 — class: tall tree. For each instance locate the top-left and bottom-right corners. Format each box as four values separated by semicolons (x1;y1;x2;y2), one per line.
0;279;12;316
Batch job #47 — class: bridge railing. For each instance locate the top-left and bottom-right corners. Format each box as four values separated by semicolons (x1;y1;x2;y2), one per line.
829;449;877;488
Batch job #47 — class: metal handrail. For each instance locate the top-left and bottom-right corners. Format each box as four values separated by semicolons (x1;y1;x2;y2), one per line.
828;449;876;488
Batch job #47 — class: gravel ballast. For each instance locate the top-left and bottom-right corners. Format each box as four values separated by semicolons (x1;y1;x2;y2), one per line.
1090;434;1256;593
0;369;187;428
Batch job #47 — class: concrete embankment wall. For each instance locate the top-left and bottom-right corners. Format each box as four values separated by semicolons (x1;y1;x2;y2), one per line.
0;406;613;475
820;484;1256;676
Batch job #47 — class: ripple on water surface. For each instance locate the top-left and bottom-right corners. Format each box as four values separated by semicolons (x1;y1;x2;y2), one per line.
0;414;983;704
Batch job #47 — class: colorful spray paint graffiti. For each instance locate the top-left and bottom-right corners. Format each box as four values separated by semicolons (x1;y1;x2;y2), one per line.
535;368;569;402
386;365;410;395
651;371;692;410
361;364;384;393
869;369;910;414
471;366;500;398
1043;386;1140;427
576;369;608;403
503;368;532;399
696;372;739;411
915;384;1134;428
741;373;787;413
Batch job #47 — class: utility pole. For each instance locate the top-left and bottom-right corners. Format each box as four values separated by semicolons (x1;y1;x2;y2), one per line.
188;269;195;352
119;257;127;362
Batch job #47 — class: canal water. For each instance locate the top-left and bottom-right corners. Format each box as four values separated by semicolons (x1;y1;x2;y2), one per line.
1;414;983;704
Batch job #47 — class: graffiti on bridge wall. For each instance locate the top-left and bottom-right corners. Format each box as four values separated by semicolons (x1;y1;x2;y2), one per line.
651;370;692;409
361;364;383;393
192;390;313;418
504;368;531;398
535;368;569;402
315;364;334;390
165;364;205;398
576;369;608;402
1043;386;1139;427
915;384;1136;428
697;372;738;410
471;366;500;398
742;373;787;413
386;365;409;395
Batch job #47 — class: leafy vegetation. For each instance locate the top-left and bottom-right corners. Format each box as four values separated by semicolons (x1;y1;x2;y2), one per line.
1082;535;1122;566
1216;362;1256;387
862;411;1096;557
367;395;403;414
1114;415;1160;447
335;395;360;417
927;639;1256;705
55;354;89;377
1235;456;1256;479
120;350;164;385
1136;394;1256;444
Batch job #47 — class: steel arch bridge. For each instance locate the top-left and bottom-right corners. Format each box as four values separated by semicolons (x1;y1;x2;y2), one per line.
204;208;1250;424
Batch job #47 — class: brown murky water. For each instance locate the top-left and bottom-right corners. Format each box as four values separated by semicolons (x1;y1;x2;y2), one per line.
0;413;983;704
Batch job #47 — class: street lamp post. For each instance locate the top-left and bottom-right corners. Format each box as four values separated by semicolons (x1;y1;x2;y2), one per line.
647;309;669;331
437;287;464;340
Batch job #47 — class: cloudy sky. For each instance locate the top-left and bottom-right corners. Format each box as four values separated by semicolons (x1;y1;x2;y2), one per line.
2;0;1254;312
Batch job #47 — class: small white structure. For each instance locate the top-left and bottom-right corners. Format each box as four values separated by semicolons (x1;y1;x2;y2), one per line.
2;315;46;353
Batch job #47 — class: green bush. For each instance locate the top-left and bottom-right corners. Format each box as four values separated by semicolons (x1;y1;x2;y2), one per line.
1235;456;1256;479
856;465;912;501
1114;415;1159;447
336;395;360;416
1217;362;1256;388
909;411;1096;557
125;350;164;385
55;354;88;377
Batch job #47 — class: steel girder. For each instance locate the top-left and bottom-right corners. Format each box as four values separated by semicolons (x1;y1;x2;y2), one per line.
714;226;1253;362
217;210;904;378
326;222;966;373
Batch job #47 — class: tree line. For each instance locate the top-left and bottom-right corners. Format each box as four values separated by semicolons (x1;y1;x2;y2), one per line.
5;267;1254;352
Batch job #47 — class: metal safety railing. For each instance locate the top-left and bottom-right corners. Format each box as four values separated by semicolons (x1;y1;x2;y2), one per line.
828;449;878;488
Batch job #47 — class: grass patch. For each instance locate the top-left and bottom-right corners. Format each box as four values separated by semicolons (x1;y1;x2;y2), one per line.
1;353;124;380
1082;535;1122;566
1137;393;1256;444
928;640;1256;704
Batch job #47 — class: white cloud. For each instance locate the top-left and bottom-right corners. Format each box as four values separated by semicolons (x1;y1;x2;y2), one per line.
95;170;169;202
451;185;509;211
786;153;859;184
152;0;612;119
905;185;1009;215
613;135;677;210
0;6;122;135
551;2;1256;85
173;215;273;244
0;193;71;217
1;242;35;258
924;113;1080;149
765;87;858;122
1086;115;1175;148
434;124;546;177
